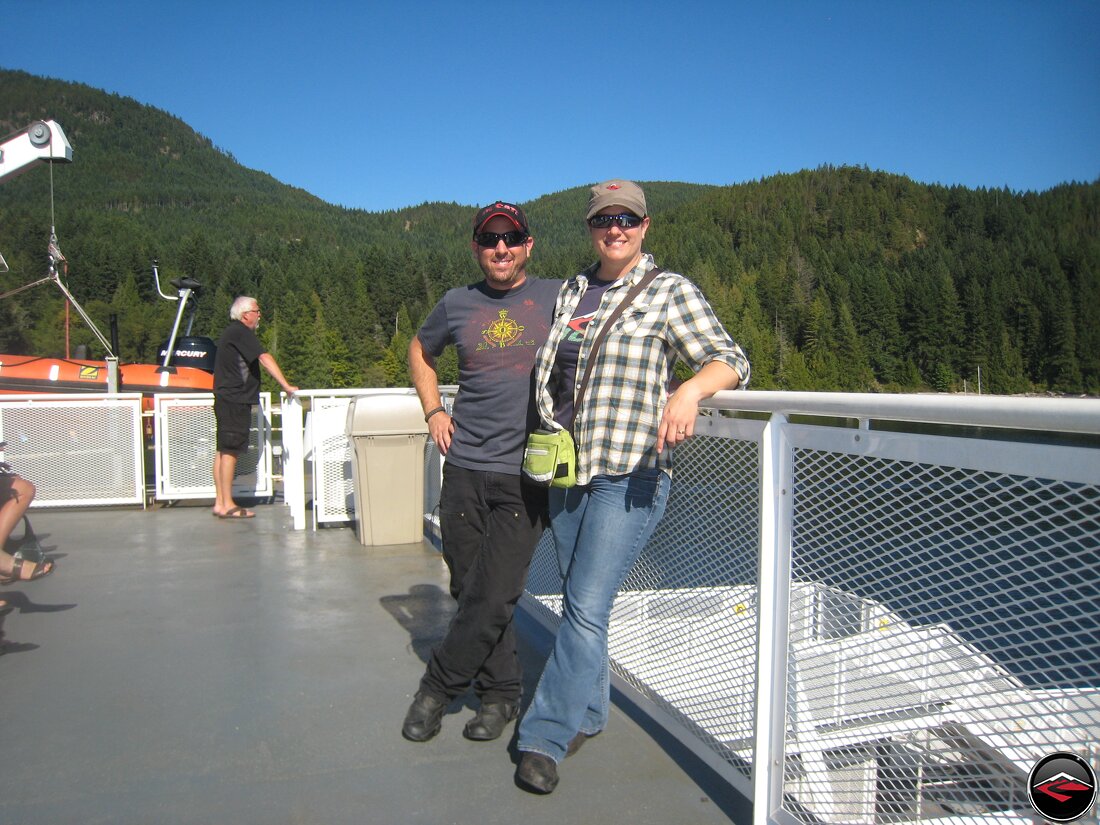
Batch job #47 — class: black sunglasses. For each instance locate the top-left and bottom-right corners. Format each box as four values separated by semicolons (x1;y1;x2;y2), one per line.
474;230;529;248
588;213;644;230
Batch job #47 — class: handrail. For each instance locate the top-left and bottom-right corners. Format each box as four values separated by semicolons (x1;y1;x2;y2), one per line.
706;390;1100;434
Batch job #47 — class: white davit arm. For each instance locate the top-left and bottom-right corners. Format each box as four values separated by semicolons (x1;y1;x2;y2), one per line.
0;120;73;184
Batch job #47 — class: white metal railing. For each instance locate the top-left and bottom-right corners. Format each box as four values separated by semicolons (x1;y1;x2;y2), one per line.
519;391;1100;825
0;386;427;521
0;392;275;507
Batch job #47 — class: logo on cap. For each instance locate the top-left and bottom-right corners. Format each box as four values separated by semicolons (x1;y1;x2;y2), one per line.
607;184;620;190
1027;752;1097;822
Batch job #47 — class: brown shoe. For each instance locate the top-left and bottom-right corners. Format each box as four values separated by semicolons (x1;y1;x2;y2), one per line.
566;731;597;757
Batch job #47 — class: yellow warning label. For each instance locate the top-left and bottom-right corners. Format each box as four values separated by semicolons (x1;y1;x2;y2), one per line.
78;366;101;380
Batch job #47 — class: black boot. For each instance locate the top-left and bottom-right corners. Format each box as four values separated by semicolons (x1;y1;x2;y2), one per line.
462;701;519;741
401;691;447;742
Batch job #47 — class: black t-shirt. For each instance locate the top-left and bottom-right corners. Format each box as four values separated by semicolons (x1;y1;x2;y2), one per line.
214;320;265;404
551;275;614;430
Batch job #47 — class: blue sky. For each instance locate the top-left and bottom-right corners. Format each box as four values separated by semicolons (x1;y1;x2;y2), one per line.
3;1;1097;212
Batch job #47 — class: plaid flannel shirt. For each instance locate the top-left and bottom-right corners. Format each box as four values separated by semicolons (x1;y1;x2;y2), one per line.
534;253;750;485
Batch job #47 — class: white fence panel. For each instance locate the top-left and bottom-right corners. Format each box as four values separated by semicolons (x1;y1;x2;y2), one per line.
0;393;144;507
309;394;356;525
153;393;272;501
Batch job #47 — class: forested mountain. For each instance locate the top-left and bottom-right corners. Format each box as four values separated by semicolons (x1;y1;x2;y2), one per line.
1;68;1097;395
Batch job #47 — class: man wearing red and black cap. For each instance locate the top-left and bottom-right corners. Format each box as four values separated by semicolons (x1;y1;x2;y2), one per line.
402;201;561;744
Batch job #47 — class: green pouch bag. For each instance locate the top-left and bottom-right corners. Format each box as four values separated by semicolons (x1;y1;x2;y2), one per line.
522;428;576;488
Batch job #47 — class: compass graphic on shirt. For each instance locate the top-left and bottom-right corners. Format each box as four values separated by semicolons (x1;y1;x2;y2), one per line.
483;309;525;348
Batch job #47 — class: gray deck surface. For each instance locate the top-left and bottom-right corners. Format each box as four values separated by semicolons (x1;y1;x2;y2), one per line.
0;503;747;825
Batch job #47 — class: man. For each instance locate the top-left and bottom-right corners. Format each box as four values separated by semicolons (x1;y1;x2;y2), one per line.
402;201;560;743
212;296;298;519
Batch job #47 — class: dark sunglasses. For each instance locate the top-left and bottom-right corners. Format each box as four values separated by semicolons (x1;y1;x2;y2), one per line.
587;213;644;230
474;230;529;248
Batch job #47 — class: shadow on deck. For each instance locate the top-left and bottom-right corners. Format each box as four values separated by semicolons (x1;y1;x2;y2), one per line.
0;503;748;825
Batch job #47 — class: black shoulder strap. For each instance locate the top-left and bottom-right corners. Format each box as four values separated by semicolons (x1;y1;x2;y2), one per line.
571;267;663;431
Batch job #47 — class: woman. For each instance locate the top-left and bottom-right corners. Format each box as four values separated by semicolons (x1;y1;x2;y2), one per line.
515;180;750;794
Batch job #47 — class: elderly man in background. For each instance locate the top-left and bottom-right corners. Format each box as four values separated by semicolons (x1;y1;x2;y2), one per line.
212;296;298;519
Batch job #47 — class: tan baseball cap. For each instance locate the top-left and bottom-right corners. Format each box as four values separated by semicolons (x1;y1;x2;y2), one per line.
585;179;647;220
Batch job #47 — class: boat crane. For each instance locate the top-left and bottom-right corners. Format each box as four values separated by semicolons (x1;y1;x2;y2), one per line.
0;120;72;276
0;120;122;390
0;119;72;186
0;121;214;399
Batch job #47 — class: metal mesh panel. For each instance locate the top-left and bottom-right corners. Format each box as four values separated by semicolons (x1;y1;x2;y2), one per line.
0;395;143;506
526;427;762;778
310;396;355;524
785;446;1100;823
154;394;272;500
615;434;761;773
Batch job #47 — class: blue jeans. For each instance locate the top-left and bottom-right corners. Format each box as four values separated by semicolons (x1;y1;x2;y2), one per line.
517;468;671;762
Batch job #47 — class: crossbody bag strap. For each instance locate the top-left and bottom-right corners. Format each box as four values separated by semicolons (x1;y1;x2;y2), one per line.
571;266;663;432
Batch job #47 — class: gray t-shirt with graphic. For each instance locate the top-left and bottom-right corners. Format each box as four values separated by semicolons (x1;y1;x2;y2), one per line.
417;277;561;475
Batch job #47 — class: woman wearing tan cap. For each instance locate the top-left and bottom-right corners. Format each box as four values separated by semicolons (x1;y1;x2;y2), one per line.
515;180;750;793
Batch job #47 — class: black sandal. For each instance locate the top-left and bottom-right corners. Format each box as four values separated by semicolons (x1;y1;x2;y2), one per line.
0;555;54;585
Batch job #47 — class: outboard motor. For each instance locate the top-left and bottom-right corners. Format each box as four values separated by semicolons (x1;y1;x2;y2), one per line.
152;262;218;373
157;335;217;373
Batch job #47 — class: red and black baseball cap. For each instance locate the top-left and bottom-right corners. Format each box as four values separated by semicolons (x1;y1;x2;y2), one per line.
473;201;529;235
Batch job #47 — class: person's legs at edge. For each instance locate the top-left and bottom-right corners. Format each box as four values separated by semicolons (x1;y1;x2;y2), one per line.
518;469;670;763
0;475;47;580
0;475;35;543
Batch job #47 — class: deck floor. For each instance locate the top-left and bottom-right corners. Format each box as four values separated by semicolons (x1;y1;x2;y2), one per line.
0;503;747;825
